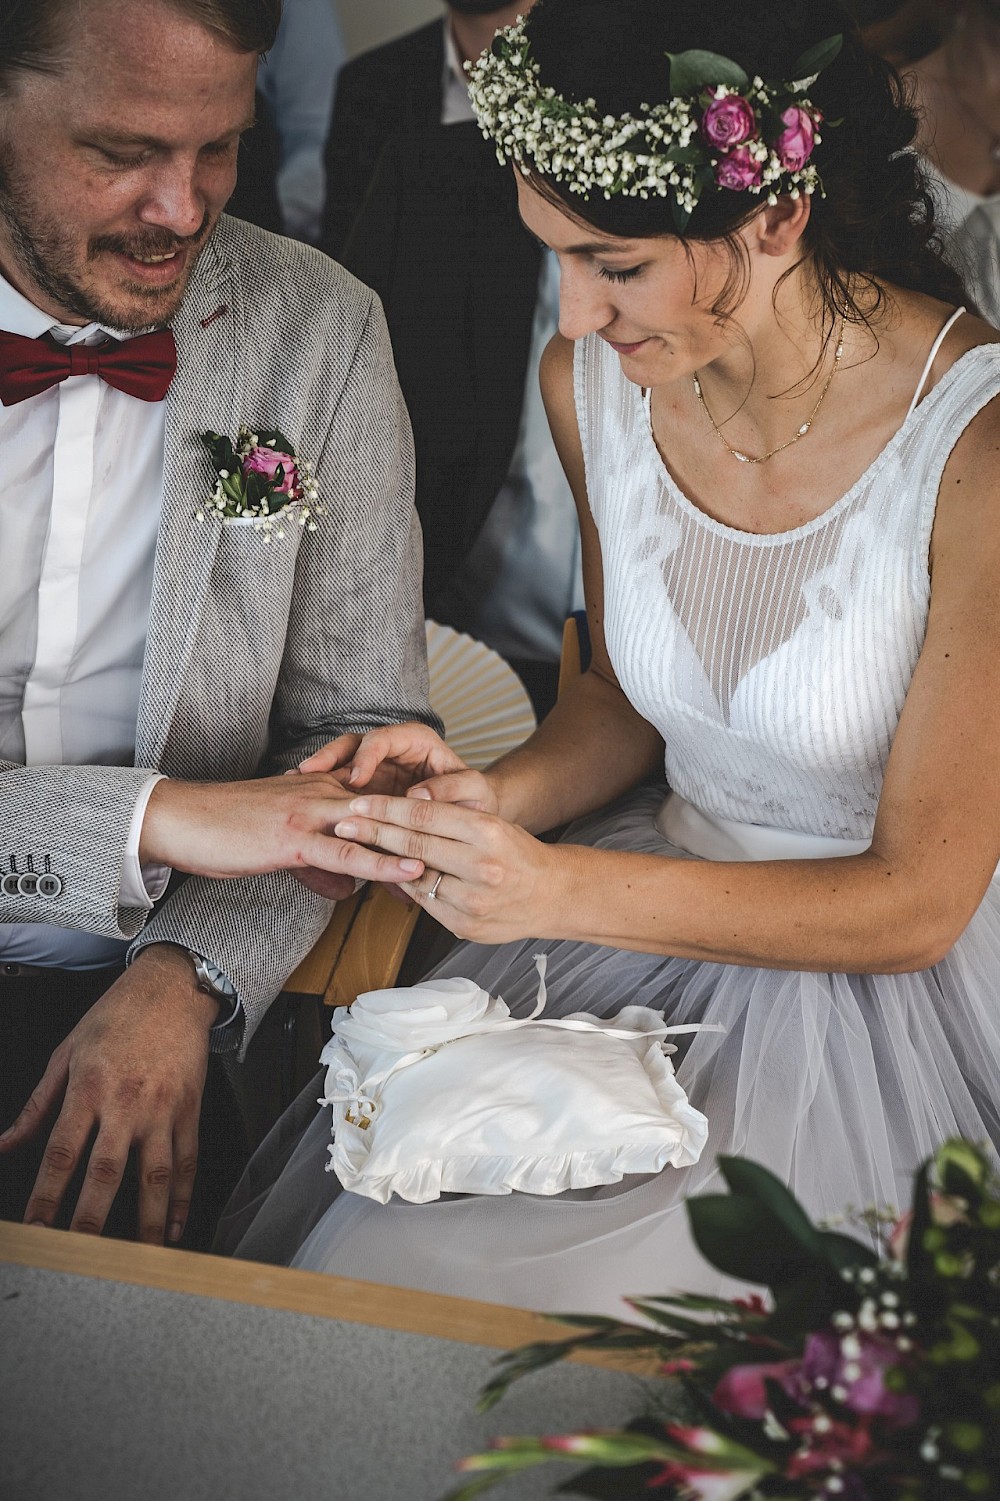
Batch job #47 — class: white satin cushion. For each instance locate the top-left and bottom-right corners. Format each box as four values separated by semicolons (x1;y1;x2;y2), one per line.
318;966;710;1205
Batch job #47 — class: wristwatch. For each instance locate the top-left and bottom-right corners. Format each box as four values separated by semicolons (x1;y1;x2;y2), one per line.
185;949;238;1017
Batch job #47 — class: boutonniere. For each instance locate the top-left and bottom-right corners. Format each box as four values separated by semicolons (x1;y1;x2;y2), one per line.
196;425;325;541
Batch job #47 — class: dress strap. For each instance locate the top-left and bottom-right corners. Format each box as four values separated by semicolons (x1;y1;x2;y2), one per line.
904;306;967;422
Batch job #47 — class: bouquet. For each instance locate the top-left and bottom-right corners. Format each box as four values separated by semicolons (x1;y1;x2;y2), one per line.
447;1140;1000;1500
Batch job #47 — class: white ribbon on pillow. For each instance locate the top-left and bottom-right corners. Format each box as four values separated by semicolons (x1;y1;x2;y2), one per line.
319;957;721;1204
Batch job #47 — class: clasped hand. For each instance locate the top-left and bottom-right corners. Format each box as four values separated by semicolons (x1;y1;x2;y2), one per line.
142;764;431;897
298;722;561;944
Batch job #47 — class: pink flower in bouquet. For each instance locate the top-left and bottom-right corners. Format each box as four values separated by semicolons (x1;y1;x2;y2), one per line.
648;1461;761;1499
652;1431;772;1499
714;144;764;191
784;1415;876;1478
701;93;756;150
800;1331;919;1427
713;1359;801;1419
775;105;817;172
242;444;299;496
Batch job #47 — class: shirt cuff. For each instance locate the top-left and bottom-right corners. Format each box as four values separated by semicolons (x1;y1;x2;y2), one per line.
120;774;171;909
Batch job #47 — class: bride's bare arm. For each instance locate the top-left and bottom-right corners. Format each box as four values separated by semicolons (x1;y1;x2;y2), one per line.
331;380;1000;974
446;333;664;832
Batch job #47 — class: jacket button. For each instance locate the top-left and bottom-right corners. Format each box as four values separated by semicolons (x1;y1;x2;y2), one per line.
1;873;20;897
17;873;38;896
36;873;63;898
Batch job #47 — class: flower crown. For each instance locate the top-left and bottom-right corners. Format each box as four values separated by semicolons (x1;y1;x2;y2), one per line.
467;18;843;231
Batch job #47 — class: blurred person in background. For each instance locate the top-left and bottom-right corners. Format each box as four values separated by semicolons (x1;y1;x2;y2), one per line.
861;0;946;63
882;1;1000;323
230;0;345;241
321;1;582;716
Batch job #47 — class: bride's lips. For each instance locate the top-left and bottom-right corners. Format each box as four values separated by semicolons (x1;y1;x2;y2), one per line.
604;336;650;357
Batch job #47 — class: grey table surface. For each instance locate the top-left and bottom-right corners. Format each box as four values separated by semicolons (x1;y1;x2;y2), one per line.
0;1261;651;1501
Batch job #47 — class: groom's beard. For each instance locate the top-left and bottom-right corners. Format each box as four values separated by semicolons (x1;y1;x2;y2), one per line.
0;151;214;332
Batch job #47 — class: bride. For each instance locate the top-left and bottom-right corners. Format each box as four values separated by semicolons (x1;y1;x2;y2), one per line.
218;0;1000;1315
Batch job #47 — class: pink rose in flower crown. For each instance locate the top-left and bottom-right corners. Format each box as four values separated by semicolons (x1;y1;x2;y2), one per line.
242;444;300;497
714;143;764;191
701;93;756;151
775;104;818;172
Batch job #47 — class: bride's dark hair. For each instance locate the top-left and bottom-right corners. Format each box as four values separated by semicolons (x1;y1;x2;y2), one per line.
520;0;965;332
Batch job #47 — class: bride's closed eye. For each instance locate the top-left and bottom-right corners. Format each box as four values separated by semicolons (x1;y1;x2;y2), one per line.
598;264;643;284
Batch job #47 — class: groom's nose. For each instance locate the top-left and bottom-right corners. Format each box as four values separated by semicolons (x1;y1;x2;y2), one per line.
135;156;212;240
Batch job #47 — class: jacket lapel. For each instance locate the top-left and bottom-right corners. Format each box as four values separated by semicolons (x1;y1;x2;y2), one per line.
135;230;241;767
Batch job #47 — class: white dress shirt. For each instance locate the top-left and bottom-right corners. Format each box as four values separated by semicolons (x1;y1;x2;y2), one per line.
437;24;584;661
0;272;169;969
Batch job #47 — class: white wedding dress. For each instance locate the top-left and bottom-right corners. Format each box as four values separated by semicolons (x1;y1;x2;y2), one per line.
218;318;1000;1317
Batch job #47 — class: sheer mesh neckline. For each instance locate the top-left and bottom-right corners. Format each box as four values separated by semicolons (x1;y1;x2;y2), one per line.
640;343;993;546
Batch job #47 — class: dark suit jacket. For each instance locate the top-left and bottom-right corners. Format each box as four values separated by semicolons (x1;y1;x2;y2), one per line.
321;20;445;260
228;91;284;236
340;121;541;610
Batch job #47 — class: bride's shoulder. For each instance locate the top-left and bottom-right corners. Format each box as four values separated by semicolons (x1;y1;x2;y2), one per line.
540;330;575;385
539;332;577;420
902;293;1000;387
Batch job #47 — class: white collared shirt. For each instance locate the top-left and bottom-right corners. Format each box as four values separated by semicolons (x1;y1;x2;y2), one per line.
436;22;584;660
0;271;169;968
442;20;477;127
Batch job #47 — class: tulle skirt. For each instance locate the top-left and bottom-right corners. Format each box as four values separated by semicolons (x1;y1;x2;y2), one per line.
217;786;1000;1317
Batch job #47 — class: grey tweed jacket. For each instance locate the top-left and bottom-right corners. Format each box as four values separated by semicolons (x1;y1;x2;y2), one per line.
0;215;435;1056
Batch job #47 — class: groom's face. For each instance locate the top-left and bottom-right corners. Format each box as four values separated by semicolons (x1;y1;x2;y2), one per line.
0;0;257;331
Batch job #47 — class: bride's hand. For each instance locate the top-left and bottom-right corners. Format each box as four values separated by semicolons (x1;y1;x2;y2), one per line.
297;722;467;796
407;768;501;816
332;794;568;944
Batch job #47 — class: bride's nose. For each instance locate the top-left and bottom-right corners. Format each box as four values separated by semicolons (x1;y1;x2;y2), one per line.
557;260;617;341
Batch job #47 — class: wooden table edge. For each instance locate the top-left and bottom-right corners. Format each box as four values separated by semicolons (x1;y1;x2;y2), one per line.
0;1221;653;1375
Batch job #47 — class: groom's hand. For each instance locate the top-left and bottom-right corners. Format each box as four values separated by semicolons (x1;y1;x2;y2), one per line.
0;946;217;1243
139;773;426;890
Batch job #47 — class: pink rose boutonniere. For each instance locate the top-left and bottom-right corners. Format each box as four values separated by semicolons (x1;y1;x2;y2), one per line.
197;424;324;542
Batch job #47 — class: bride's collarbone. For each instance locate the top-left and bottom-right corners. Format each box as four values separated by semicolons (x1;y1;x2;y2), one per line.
650;382;917;534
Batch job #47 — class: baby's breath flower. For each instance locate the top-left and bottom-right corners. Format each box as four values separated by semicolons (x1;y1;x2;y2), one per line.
466;16;829;228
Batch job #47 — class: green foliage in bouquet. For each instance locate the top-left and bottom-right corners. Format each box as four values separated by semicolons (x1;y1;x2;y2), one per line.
444;1141;1000;1501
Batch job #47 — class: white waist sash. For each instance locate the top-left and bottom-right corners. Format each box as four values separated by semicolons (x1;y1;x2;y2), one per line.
655;791;871;863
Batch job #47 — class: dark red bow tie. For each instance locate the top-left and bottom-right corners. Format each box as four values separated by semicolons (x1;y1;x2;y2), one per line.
0;327;177;406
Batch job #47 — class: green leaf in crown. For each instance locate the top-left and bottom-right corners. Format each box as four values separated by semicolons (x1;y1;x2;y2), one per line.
665;48;750;95
789;33;844;89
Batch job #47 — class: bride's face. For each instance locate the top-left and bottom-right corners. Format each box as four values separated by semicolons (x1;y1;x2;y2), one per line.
515;172;769;387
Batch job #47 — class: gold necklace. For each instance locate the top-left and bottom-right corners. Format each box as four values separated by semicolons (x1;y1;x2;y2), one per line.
693;317;846;465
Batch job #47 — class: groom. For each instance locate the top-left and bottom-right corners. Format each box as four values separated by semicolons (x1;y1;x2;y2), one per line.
0;0;434;1245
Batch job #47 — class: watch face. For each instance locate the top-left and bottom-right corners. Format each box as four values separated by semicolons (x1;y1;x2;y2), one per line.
189;951;233;998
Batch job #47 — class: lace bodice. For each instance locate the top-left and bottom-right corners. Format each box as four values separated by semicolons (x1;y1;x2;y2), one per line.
575;333;1000;840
